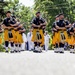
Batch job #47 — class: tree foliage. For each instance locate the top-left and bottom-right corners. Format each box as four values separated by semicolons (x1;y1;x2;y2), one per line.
34;0;75;32
1;0;33;33
1;0;75;33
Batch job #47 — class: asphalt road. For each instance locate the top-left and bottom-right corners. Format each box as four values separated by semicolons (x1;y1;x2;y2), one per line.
0;51;75;75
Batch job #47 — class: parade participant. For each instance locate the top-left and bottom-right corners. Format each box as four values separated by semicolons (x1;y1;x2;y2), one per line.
31;11;47;52
2;11;16;53
13;19;25;52
18;25;25;52
64;18;72;50
52;15;59;53
68;23;75;53
27;28;34;51
0;23;3;44
55;13;70;53
44;31;50;51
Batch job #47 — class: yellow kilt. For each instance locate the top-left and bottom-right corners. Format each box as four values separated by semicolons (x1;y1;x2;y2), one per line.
52;31;68;44
4;29;15;42
73;37;75;45
0;37;2;44
67;35;75;45
14;31;23;43
31;29;44;46
52;32;59;45
67;35;73;45
63;31;68;43
0;33;3;44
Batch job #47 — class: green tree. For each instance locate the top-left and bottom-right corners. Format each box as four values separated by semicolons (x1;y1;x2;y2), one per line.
34;0;75;32
4;0;33;33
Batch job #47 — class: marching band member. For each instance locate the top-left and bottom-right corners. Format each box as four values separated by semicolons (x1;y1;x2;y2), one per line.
55;13;70;53
18;25;25;52
68;23;75;53
2;10;75;54
31;11;47;52
2;11;16;53
13;19;25;52
64;18;72;50
0;23;3;44
52;15;59;53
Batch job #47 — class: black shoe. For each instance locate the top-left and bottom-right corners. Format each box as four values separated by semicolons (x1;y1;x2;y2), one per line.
54;51;59;53
14;50;18;53
72;52;75;54
33;50;38;52
21;50;25;51
59;51;64;53
38;50;42;53
70;51;73;53
10;51;14;53
33;50;42;53
18;50;21;53
5;51;9;53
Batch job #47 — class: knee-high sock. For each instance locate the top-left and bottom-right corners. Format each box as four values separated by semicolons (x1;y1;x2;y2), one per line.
18;44;21;51
10;42;14;51
15;44;18;51
5;41;9;51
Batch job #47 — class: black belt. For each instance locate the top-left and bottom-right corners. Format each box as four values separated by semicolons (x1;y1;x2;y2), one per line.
5;28;14;31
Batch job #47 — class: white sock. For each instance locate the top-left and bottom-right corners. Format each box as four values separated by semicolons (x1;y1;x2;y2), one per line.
60;48;64;52
14;45;17;51
19;46;22;51
70;49;74;52
19;44;22;51
11;47;14;51
6;47;8;51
